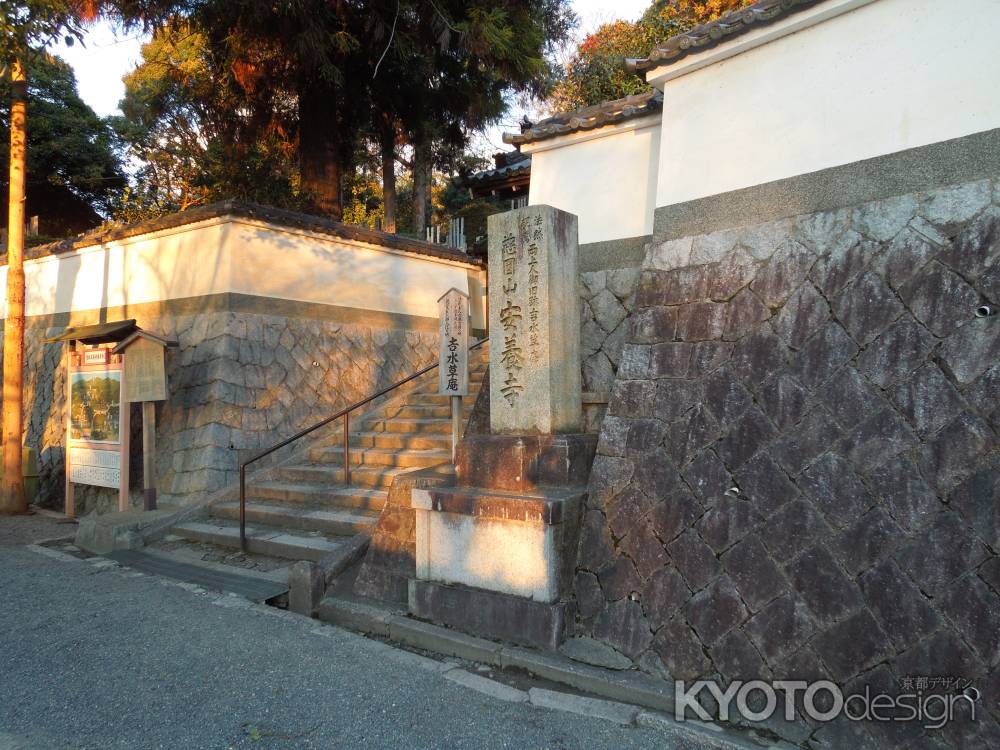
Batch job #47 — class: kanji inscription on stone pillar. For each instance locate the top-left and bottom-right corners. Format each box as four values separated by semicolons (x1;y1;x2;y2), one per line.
487;205;581;434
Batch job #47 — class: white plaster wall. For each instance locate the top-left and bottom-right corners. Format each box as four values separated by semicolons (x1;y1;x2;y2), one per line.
228;220;475;320
525;117;661;244
2;217;478;320
9;220;232;319
652;0;1000;208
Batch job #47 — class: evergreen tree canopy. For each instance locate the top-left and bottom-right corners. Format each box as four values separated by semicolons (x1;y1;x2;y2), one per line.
109;22;303;219
0;0;99;65
106;0;574;217
1;54;125;237
110;0;576;219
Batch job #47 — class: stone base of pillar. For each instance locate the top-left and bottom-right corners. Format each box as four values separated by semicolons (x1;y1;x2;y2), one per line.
408;578;572;651
408;432;596;649
456;433;597;493
411;484;585;603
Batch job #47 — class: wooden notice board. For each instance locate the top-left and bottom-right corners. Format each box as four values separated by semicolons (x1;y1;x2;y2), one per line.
65;343;130;516
123;336;167;402
112;329;176;511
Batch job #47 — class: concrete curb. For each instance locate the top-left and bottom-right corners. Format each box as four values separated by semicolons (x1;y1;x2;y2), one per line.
388;616;503;664
445;669;529;703
25;544;83;563
316;598;671;707
635;711;783;750
317;596;394;637
314;596;785;748
289;534;370;616
528;688;638;725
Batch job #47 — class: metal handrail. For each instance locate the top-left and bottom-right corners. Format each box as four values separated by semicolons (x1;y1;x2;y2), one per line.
238;337;489;551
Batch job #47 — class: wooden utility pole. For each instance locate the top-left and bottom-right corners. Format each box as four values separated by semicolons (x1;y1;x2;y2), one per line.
1;57;27;514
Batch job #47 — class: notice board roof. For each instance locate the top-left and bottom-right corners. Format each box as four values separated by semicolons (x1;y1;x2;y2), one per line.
111;330;179;354
43;319;138;344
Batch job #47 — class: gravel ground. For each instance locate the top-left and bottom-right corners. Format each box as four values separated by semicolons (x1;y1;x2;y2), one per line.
0;515;705;750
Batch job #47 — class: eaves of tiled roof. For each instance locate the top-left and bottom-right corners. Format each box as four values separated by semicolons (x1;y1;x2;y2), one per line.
503;90;662;147
466;154;532;184
16;200;483;268
628;0;824;74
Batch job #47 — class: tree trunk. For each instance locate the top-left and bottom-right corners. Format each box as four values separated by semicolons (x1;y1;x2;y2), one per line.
2;58;27;515
298;80;343;220
412;137;432;238
380;122;397;234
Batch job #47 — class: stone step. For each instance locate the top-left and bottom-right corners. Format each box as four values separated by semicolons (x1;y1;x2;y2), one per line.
308;446;451;468
170;521;342;562
405;392;480;407
212;501;378;536
274;463;411;489
383;404;468;420
349;431;451;451
415;363;487;383
363;417;453;435
414;372;486;392
246;481;387;511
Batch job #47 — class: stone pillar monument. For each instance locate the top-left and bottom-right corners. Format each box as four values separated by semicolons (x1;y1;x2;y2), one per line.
408;206;596;650
488;207;582;434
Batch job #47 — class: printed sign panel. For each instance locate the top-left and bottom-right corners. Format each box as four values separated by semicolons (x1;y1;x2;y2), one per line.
68;447;121;489
123;337;167;402
70;369;122;443
438;289;469;396
82;348;109;365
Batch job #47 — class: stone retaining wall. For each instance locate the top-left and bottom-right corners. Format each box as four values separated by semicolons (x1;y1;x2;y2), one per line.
13;307;437;514
580;266;643;395
577;177;1000;748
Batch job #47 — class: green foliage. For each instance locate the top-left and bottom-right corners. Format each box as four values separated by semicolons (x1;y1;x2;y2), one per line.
0;0;96;66
549;0;754;110
107;0;575;218
435;152;500;255
549;19;658;111
454;197;506;256
0;53;125;235
108;22;306;220
341;172;384;230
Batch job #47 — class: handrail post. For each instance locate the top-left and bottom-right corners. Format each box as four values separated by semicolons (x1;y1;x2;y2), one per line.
343;412;351;486
239;464;246;552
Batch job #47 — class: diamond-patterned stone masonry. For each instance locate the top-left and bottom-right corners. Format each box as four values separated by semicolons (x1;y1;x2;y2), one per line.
580;266;642;394
576;176;1000;749
16;310;438;513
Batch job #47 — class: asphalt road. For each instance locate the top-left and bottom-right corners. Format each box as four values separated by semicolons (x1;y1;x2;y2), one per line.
0;515;700;750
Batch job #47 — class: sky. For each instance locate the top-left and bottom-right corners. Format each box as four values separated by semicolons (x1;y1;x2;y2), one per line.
49;0;651;155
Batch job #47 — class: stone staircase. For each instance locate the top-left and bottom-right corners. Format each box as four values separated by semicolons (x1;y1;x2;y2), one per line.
169;345;488;562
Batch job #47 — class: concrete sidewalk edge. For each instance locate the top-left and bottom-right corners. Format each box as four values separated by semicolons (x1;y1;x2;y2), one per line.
315;594;785;749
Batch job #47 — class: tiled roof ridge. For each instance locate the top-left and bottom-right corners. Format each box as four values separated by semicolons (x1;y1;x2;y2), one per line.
630;0;824;73
503;89;662;147
466;153;532;183
15;199;482;267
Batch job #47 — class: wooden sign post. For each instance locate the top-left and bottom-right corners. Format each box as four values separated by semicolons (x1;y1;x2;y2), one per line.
113;331;177;511
438;288;470;461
